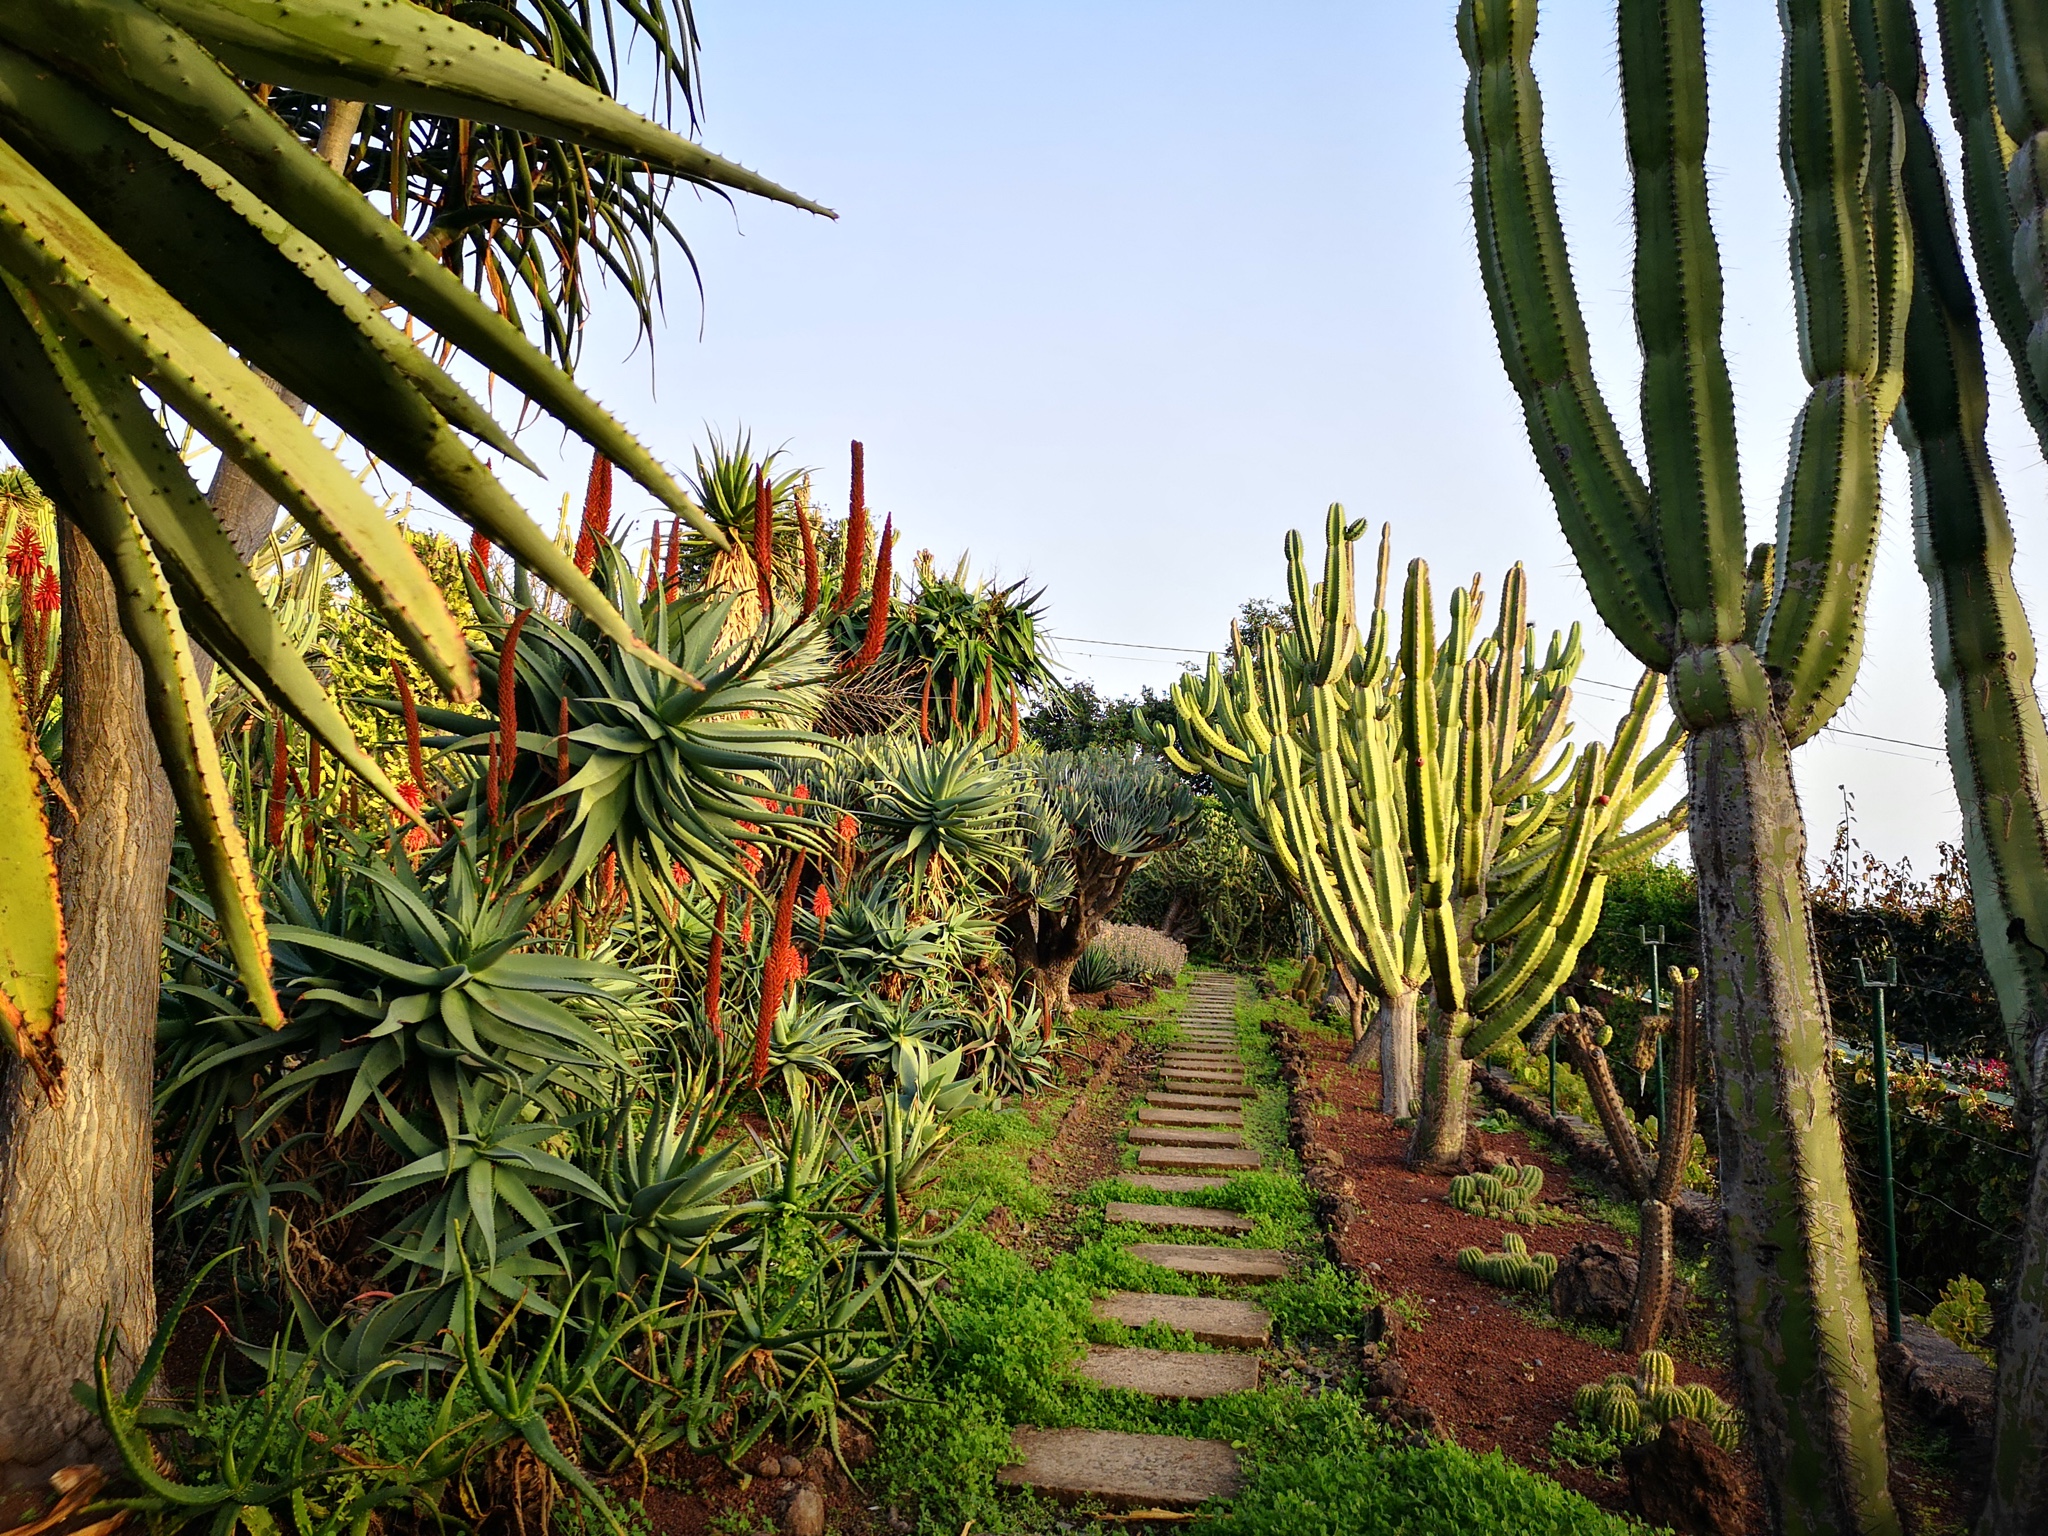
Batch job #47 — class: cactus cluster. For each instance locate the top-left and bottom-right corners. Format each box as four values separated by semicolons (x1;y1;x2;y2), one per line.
1456;1231;1557;1295
1447;1161;1548;1224
1573;1351;1739;1452
1146;513;1684;1152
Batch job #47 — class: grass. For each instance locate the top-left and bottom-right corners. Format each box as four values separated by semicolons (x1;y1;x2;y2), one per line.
872;966;1660;1535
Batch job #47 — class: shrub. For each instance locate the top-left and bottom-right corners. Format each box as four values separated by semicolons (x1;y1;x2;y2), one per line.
1075;923;1188;991
1928;1275;1994;1363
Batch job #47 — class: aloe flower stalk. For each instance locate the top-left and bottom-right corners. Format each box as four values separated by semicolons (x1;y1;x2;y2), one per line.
266;715;288;849
493;607;530;814
573;452;612;576
845;516;892;673
798;500;821;618
389;659;427;793
706;889;728;1045
752;468;774;618
834;440;869;618
751;853;805;1087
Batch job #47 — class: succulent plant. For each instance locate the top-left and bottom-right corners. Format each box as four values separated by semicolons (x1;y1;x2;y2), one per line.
1448;1161;1549;1225
1573;1351;1739;1453
1456;1230;1558;1295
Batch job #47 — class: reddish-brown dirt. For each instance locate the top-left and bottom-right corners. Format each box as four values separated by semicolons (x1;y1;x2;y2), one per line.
1275;1019;1763;1521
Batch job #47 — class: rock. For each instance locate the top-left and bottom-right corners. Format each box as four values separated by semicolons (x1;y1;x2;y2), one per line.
757;1454;784;1478
1551;1241;1637;1326
780;1486;826;1536
780;1455;805;1478
838;1424;877;1468
1622;1418;1749;1536
1880;1315;1996;1441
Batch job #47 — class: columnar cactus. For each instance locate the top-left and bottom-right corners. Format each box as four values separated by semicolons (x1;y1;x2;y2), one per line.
1154;515;1682;1147
1861;3;2048;1525
1460;0;1907;1524
1546;974;1703;1353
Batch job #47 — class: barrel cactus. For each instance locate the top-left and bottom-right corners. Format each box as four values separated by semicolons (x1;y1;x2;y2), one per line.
1456;1230;1558;1295
1447;1161;1548;1224
1572;1350;1739;1452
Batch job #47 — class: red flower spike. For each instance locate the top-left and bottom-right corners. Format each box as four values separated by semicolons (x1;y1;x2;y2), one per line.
575;452;613;575
837;812;859;844
976;656;995;735
556;697;571;787
797;503;821;619
844;515;892;673
266;716;289;850
1007;687;1022;754
948;673;960;732
811;883;832;923
662;516;683;599
919;672;932;743
792;783;810;802
706;891;729;1044
30;566;59;614
307;737;323;800
834;441;868;619
496;608;531;807
390;660;428;792
485;737;501;823
751;853;806;1088
6;523;42;582
753;469;774;618
468;529;493;588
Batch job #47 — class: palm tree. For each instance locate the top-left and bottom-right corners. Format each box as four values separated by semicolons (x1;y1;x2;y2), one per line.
0;0;827;1471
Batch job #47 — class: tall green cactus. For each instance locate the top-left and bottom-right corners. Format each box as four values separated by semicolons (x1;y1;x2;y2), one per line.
1460;0;1907;1527
1863;2;2048;1527
1156;514;1682;1153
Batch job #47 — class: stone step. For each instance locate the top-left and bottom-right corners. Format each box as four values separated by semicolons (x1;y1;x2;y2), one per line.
1164;1058;1240;1072
1160;1073;1248;1091
1079;1345;1258;1399
1137;1144;1261;1172
1127;1242;1292;1280
1158;1079;1252;1099
1147;1091;1251;1110
1092;1291;1271;1348
1104;1201;1255;1233
1121;1171;1232;1194
1138;1105;1242;1126
1130;1126;1246;1148
998;1428;1239;1509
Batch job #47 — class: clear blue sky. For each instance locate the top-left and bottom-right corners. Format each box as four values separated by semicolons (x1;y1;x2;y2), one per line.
501;1;2048;875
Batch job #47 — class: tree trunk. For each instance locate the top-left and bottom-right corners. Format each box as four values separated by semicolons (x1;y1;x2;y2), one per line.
1686;707;1899;1535
1408;1004;1471;1168
0;523;174;1476
1373;989;1420;1119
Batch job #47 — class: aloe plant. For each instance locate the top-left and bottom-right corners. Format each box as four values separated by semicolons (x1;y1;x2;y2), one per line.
1460;0;1907;1522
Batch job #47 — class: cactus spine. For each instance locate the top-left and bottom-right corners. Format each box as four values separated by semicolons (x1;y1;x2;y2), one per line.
1461;0;1906;1524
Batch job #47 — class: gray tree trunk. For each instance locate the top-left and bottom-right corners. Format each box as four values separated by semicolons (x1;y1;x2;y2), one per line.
0;524;174;1477
1376;989;1420;1120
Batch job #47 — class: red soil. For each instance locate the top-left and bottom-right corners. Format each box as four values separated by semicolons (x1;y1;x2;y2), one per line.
1276;1020;1761;1519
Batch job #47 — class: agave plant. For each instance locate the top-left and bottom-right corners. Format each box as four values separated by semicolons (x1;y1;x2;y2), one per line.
0;0;830;1032
845;735;1027;907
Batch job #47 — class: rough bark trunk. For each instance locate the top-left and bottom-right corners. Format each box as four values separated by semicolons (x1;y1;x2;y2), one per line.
0;523;174;1477
1373;989;1420;1119
1408;1004;1471;1168
1992;1038;2048;1536
1686;711;1899;1535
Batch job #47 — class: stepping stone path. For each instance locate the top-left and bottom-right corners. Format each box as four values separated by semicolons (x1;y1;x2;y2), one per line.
1001;972;1293;1510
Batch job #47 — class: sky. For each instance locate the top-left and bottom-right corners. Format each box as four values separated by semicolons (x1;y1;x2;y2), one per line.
440;3;2048;874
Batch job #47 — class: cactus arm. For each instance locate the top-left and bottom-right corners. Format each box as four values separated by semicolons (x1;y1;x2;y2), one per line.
1459;0;1675;668
1496;684;1573;800
1470;748;1606;1017
1596;802;1690;868
1759;0;1911;745
1491;564;1530;771
1556;1013;1653;1197
1465;868;1608;1058
1933;0;2048;444
1617;0;1748;651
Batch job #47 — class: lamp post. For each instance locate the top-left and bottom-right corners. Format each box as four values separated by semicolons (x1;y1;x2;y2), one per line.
1855;954;1903;1343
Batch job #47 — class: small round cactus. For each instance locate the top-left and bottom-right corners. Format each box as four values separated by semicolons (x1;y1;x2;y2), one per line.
1637;1349;1677;1393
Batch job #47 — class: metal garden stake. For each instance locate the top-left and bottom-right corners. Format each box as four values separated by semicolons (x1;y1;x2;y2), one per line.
1855;954;1902;1344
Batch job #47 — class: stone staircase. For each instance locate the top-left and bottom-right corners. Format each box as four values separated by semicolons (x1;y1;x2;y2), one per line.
997;972;1289;1510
